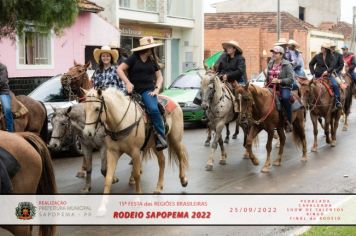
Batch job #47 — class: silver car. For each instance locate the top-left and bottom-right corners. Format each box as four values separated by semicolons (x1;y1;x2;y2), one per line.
28;70;94;154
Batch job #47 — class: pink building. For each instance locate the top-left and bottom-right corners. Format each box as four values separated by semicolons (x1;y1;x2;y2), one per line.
0;0;119;94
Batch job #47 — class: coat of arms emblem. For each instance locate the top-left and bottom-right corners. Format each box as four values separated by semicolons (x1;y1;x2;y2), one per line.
15;202;36;220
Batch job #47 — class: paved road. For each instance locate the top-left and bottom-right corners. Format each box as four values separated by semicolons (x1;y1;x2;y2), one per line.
2;106;356;236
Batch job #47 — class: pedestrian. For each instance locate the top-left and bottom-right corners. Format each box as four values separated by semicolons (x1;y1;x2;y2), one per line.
0;62;14;132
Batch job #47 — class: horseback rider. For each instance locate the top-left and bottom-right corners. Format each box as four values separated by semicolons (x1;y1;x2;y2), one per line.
92;45;126;92
341;44;356;84
214;40;247;112
309;42;342;108
288;39;306;77
0;62;14;132
265;46;294;132
117;36;167;151
274;38;292;62
330;42;344;77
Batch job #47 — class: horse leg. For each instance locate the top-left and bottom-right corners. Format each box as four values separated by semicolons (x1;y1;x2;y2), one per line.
273;128;286;166
261;130;274;173
206;123;224;171
103;148;120;194
245;125;261;166
274;130;280;148
311;114;319;152
76;156;86;178
3;226;32;236
232;119;239;139
153;149;165;193
224;123;230;143
131;149;142;193
343;113;349;131
324;115;331;145
81;146;93;193
168;139;189;187
331;111;342;147
219;136;227;165
100;146;119;184
241;124;250;159
204;126;212;146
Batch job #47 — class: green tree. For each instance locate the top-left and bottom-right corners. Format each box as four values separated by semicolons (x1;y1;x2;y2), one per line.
0;0;78;40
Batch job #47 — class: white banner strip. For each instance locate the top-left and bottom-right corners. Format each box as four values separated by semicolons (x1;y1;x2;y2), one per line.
1;195;356;225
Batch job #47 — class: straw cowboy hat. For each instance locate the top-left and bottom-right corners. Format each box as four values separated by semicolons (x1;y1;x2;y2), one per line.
330;41;337;48
131;36;163;52
321;42;331;49
93;45;119;63
274;38;288;46
222;40;243;53
108;40;120;49
288;39;299;48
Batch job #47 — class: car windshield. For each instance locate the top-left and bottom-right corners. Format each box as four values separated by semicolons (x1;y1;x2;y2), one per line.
29;75;70;102
170;71;202;89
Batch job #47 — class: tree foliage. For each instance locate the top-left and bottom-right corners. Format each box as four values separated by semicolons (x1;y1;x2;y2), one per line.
0;0;78;40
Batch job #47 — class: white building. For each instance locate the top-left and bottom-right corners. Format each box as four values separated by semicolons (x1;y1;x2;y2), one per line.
214;0;341;27
93;0;204;88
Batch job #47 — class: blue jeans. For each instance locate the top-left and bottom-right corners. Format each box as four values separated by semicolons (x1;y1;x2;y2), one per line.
280;87;292;123
328;75;340;98
0;94;13;132
349;70;356;84
141;91;165;141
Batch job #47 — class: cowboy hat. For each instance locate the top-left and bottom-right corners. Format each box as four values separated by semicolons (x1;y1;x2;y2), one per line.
93;45;119;63
222;40;243;53
288;39;299;47
108;41;120;49
270;45;285;54
329;41;337;48
321;42;331;49
131;36;163;52
274;38;288;46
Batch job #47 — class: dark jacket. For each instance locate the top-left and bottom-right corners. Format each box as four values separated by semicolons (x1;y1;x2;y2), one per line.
333;52;344;74
216;53;247;84
0;63;10;94
266;59;294;88
309;52;335;78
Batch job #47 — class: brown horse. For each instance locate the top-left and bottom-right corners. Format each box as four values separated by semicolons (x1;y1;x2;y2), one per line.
298;76;345;151
82;88;188;193
0;92;48;142
340;63;355;131
234;83;307;173
0;131;56;236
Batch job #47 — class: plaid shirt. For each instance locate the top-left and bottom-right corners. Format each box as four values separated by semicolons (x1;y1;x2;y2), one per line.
93;65;126;92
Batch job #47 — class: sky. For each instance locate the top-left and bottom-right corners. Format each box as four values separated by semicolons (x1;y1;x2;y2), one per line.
204;0;356;23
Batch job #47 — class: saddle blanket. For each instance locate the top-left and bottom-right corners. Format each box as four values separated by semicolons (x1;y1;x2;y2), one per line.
157;95;177;113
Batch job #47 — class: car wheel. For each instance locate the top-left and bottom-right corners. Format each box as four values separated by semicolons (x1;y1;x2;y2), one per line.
70;133;83;156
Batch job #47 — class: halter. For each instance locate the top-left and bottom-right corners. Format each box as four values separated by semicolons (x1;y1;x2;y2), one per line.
83;95;142;141
62;66;88;102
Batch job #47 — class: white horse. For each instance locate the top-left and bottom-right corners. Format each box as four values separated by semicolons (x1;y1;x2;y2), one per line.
82;88;188;193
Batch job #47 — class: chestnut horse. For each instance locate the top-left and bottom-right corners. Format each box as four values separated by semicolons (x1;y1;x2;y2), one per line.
234;83;307;173
0;131;56;236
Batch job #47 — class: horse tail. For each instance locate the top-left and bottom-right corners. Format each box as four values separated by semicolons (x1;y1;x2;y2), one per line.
18;132;57;236
168;139;189;169
292;111;306;148
38;101;48;143
344;82;353;117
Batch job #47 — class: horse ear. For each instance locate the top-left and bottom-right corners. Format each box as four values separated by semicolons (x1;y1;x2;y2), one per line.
66;106;72;114
204;63;208;71
74;60;79;66
244;82;249;91
97;89;102;97
80;88;89;95
84;61;91;69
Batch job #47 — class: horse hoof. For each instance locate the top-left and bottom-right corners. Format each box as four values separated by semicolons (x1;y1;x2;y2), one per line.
204;142;210;147
224;139;229;144
181;178;188;187
261;167;270;173
80;187;91;193
251;158;259;166
219;159;226;165
311;147;318;152
112;177;119;184
154;190;162;194
232;135;237;139
205;164;213;171
301;157;308;162
243;153;250;159
343;126;348;131
331;141;336;147
273;161;281;166
76;171;86;178
275;142;280;148
129;178;136;186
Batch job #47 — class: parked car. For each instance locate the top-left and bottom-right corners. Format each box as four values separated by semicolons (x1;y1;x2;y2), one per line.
251;69;313;87
29;70;94;154
161;69;206;123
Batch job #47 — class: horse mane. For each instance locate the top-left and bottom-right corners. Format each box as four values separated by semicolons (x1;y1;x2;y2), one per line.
249;83;271;97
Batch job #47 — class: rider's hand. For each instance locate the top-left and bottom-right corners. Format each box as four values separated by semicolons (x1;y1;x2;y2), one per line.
271;78;280;84
222;74;228;81
126;82;134;94
149;87;159;97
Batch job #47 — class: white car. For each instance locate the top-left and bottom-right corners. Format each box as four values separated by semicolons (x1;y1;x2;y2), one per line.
251;72;266;87
29;70;94;154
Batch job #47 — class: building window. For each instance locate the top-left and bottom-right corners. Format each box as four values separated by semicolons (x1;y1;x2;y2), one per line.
120;0;157;12
168;0;193;18
18;31;52;65
119;0;130;8
299;7;305;21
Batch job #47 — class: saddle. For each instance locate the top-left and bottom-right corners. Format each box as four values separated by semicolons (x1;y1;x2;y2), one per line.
268;88;303;112
315;77;334;97
0;146;20;193
0;94;28;119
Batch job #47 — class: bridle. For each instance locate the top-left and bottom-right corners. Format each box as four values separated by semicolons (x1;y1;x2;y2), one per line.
62;66;88;101
50;114;72;141
83;95;141;141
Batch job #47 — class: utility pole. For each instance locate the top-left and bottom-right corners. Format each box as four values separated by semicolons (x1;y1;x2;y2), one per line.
277;0;281;41
351;7;356;53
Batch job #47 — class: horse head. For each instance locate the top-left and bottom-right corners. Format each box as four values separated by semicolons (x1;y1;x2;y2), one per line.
297;77;313;107
234;82;254;118
61;61;91;100
200;72;217;110
48;107;72;151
